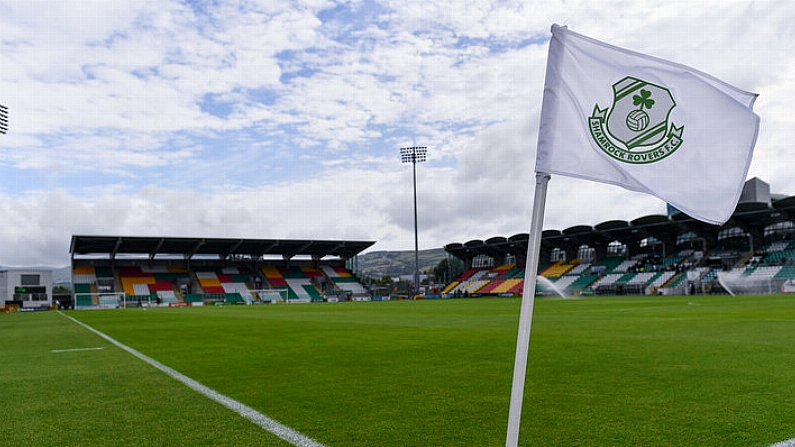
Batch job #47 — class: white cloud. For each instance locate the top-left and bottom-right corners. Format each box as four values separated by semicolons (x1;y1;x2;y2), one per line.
0;0;793;266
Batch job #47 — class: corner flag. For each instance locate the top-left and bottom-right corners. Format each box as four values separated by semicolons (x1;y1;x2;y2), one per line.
535;24;760;225
507;25;760;447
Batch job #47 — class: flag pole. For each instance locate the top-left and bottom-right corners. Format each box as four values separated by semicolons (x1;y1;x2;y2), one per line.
506;171;550;447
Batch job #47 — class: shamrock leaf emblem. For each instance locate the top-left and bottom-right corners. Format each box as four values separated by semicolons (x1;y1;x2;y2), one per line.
632;89;655;111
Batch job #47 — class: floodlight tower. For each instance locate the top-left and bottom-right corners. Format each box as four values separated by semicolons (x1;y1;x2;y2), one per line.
0;104;8;134
400;146;427;299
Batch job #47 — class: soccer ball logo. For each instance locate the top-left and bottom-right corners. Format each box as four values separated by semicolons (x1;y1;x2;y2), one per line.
625;89;654;132
626;109;649;131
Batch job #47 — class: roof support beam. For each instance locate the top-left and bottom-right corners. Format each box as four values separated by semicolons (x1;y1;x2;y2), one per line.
186;239;205;260
111;237;123;260
221;239;244;260
149;238;165;261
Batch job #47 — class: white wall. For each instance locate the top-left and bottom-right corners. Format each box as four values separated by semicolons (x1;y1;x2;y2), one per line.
0;269;53;308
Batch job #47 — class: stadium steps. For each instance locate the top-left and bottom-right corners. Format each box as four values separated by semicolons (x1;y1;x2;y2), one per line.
592;273;623;288
196;270;222;294
73;265;95;276
491;278;522;294
451;270;491;294
493;264;516;279
747;265;782;280
453;268;486;284
617;273;636;284
183;294;203;303
662;272;684;289
328;267;369;299
222;283;254;304
119;267;157;296
442;281;459;294
735;252;755;269
551;275;579;290
193;269;260;303
775;265;795;280
481;273;525;294
542;262;575;278
113;271;123;298
321;265;353;278
262;266;289;287
280;267;323;301
651;271;676;289
285;278;314;301
764;247;795;265
477;279;503;294
468;280;490;294
592;257;624;274
302;284;322;300
300;266;324;279
73;283;100;306
613;260;638;273
172;283;184;302
568;274;598;293
90;284;101;305
73;283;91;306
567;262;590;275
73;267;99;306
503;267;523;279
264;266;329;301
538;260;563;277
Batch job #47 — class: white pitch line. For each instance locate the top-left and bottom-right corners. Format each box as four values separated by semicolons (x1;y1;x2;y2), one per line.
51;347;104;353
58;311;327;447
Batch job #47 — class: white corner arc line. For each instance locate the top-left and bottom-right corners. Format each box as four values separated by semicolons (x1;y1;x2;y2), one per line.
58;312;327;447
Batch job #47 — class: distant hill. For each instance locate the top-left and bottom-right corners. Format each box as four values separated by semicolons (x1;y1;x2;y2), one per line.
356;248;448;279
52;266;71;285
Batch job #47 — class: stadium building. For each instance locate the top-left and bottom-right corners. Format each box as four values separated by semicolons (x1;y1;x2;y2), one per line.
442;178;795;297
0;269;53;310
69;235;374;309
15;177;795;310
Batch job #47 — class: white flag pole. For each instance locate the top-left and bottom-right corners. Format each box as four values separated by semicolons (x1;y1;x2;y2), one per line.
506;171;551;447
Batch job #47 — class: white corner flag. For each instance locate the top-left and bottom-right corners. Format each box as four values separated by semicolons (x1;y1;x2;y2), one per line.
536;24;760;226
506;25;760;447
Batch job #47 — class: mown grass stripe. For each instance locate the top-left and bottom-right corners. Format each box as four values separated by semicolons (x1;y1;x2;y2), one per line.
58;311;327;447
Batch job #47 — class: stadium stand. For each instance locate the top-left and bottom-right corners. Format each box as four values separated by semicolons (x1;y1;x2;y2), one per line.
72;266;97;307
67;178;795;303
70;236;374;308
442;179;795;297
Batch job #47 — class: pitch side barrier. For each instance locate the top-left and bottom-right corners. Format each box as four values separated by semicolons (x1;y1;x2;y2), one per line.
73;289;313;309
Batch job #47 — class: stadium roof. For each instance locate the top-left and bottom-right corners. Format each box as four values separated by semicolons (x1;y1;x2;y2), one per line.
445;191;795;263
70;235;375;261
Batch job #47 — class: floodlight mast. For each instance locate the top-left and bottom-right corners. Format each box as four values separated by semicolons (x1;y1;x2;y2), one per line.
0;104;8;134
400;146;427;299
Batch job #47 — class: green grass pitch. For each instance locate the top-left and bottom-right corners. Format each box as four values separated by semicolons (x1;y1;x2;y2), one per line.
2;295;795;446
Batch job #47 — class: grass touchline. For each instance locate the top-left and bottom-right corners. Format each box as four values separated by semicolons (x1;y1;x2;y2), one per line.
58;311;327;447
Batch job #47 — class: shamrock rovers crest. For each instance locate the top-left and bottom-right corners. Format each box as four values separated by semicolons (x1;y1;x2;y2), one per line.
589;76;683;164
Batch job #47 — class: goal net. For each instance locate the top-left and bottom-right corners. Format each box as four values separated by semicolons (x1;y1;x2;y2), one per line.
74;292;126;309
251;288;290;303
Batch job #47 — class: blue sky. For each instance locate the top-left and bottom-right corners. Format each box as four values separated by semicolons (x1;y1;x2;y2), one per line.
0;0;794;266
